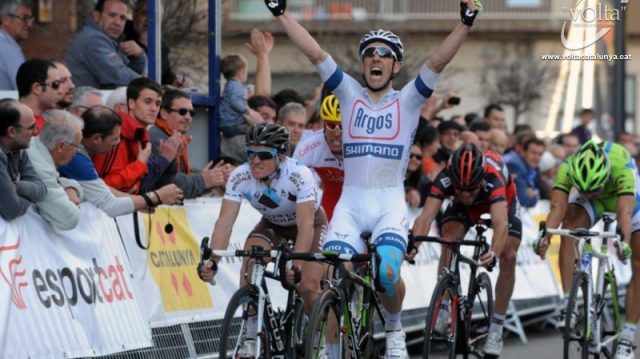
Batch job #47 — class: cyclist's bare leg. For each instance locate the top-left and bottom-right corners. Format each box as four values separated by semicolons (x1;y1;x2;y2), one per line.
558;204;591;294
379;278;406;314
494;236;521;315
624;232;640;328
240;236;273;287
436;221;467;300
298;261;323;314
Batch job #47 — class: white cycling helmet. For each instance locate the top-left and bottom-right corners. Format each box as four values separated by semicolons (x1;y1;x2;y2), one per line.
359;29;404;63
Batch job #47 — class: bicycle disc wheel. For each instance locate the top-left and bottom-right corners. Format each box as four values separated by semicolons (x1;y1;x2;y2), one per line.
305;289;343;359
423;275;459;359
467;272;494;356
564;271;590;359
218;285;271;359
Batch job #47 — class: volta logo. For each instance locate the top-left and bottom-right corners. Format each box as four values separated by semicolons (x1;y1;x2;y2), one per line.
0;237;28;310
145;208;212;312
348;99;400;140
560;0;627;50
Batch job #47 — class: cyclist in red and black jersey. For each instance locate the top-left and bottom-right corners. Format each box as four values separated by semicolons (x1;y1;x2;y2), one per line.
411;143;521;357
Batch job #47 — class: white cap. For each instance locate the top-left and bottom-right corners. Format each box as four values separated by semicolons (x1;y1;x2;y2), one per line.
539;151;557;172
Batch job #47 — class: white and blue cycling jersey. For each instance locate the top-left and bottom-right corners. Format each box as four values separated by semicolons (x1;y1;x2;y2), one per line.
316;55;438;189
316;55;438;256
224;157;320;227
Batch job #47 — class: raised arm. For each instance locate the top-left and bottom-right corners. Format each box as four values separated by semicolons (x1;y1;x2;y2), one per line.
246;29;274;96
426;0;480;73
265;0;328;65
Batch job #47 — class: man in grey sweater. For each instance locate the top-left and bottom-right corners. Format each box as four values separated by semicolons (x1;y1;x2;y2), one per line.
0;98;46;220
65;0;146;88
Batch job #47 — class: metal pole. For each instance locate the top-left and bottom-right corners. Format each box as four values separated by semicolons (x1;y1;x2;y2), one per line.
208;0;221;161
613;0;626;134
147;0;162;83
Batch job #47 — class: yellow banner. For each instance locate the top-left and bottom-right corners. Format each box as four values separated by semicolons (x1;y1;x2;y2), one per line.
144;207;212;312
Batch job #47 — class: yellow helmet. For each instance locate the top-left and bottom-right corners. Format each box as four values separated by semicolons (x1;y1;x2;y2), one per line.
320;95;341;123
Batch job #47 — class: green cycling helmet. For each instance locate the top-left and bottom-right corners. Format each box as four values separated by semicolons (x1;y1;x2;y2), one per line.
569;140;610;193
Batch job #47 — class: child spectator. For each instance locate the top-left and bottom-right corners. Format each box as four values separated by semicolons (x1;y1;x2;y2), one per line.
218;54;261;162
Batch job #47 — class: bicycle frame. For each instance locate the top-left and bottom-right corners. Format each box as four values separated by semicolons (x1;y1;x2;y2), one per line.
321;247;385;358
541;217;623;355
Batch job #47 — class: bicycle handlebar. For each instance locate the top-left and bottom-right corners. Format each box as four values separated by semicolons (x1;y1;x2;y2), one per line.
535;221;625;259
408;234;494;270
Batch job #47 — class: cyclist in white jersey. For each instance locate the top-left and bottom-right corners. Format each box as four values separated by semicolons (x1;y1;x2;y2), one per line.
264;1;481;357
199;123;328;358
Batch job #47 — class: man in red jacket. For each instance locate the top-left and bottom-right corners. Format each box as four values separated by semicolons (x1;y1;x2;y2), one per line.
92;77;180;193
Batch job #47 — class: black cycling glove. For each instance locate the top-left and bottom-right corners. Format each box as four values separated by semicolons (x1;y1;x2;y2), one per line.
265;0;286;16
460;1;480;27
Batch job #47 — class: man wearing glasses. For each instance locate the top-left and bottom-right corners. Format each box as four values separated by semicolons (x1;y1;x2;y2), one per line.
26;110;85;230
0;0;34;91
148;88;231;198
411;144;519;357
0;98;46;221
15;59;64;135
264;0;481;356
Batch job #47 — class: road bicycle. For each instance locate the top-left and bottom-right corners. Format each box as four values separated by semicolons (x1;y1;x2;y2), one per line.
199;237;306;359
305;232;385;359
410;218;495;359
537;214;625;359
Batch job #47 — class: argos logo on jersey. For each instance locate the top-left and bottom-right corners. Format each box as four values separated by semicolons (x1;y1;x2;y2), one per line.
348;99;400;139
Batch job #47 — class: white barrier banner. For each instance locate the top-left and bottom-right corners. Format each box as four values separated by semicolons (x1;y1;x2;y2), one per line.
0;205;151;358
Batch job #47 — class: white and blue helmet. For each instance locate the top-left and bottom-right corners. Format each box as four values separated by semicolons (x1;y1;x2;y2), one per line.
358;29;404;63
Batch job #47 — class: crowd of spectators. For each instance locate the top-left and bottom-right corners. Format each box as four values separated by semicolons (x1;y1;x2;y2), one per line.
3;0;640;232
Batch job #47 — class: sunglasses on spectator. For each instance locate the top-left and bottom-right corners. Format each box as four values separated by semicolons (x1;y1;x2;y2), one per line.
325;122;341;130
40;80;61;90
9;13;35;24
247;149;279;161
410;153;423;160
360;46;397;61
167;108;196;117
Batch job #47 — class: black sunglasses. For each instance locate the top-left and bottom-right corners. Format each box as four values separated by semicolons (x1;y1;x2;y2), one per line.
360;46;397;60
410;153;423;160
246;149;279;161
9;14;35;23
41;80;61;90
168;108;195;117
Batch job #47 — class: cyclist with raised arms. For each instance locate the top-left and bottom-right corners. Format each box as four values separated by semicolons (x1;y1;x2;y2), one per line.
198;123;328;358
264;0;481;357
535;140;635;359
293;94;344;220
411;144;519;357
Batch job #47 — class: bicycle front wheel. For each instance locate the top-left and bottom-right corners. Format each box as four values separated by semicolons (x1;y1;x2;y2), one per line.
218;285;271;359
564;271;590;359
467;272;494;355
423;275;459;359
305;288;343;359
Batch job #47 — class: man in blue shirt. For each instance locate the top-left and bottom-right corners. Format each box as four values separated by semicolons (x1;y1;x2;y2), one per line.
0;1;34;90
506;137;546;208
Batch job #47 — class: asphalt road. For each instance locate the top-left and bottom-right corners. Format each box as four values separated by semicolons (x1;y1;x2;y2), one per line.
408;323;640;358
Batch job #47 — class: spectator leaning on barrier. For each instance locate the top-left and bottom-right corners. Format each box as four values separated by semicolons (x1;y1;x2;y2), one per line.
69;86;104;117
149;89;231;198
0;98;46;220
556;132;580;157
506;137;546;208
26;110;84;230
65;0;146;88
0;0;33;91
92;78;178;194
58;106;183;217
433;120;463;166
105;86;127;113
469;120;490;151
488;128;509;155
53;62;75;110
16;59;64;136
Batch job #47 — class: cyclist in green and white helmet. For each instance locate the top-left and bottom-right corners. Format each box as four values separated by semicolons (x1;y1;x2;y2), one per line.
535;140;639;359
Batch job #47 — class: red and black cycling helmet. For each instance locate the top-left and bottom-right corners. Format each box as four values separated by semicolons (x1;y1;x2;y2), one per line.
448;144;486;190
